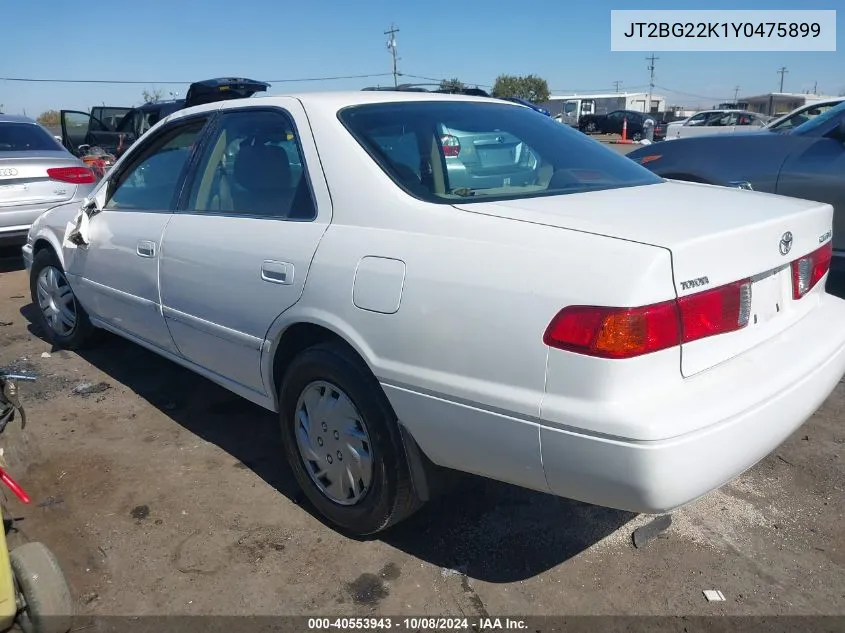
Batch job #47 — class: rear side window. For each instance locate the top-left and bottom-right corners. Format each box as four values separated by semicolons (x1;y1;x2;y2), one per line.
0;123;61;152
184;109;316;220
339;101;661;204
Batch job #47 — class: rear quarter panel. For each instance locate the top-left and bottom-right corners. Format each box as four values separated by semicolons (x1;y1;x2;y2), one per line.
267;99;677;490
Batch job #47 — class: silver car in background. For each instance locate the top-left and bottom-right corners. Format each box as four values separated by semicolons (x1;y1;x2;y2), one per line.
0;114;96;245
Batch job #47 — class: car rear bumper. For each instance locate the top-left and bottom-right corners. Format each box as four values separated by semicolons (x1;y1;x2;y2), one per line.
540;292;845;513
0;201;67;242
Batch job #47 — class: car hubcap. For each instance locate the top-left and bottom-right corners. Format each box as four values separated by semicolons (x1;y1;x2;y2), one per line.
36;266;77;337
294;381;373;505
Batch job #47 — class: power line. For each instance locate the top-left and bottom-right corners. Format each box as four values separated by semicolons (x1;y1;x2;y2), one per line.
777;66;788;92
0;73;395;85
384;24;400;88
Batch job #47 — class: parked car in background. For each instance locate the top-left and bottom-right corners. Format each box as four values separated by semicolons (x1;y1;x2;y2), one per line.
653;112;687;141
23;91;845;537
578;109;656;141
501;97;551;116
766;97;845;133
60;78;270;160
667;110;769;140
663;109;729;140
0;114;95;245
628;100;845;268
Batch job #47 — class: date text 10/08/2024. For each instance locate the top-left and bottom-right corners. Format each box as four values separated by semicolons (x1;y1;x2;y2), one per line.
622;22;821;39
307;618;528;631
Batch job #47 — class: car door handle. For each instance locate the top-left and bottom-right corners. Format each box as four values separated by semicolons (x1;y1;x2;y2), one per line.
137;240;156;258
261;260;294;285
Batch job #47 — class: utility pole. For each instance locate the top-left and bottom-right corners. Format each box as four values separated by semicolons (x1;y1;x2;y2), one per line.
613;80;622;93
777;66;788;92
733;85;740;103
813;80;818;94
384;24;400;88
646;54;659;113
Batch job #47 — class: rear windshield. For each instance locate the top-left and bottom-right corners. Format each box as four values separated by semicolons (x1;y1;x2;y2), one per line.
0;122;61;152
338;101;662;204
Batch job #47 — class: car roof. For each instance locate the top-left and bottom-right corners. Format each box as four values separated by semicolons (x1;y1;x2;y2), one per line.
171;90;515;120
0;113;38;124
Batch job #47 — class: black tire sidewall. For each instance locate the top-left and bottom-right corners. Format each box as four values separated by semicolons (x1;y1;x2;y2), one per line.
279;344;404;536
29;249;90;350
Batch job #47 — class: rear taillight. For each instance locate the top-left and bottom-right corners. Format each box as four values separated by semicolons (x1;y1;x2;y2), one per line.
441;134;461;157
544;279;752;359
677;279;752;344
791;241;832;299
543;302;679;359
47;166;95;184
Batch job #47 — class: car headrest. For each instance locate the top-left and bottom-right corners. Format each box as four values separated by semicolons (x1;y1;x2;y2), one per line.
233;144;291;192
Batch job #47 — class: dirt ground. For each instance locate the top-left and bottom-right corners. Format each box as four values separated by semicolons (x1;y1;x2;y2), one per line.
0;245;843;619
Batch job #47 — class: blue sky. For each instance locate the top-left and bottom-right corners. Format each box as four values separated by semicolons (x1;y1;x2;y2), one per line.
1;0;841;116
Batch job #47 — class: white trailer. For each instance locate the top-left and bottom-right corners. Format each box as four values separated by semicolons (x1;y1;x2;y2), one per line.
543;92;666;127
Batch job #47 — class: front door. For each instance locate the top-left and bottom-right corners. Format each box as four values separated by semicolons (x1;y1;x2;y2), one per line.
65;115;211;352
159;102;331;396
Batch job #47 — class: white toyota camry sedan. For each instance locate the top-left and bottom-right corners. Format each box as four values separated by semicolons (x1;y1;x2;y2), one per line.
22;90;845;536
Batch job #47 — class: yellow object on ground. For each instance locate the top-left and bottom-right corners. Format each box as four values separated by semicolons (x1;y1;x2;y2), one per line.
0;507;16;630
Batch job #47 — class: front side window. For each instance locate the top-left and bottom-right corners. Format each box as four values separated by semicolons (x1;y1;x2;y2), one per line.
105;119;205;211
185;109;316;220
339;101;661;204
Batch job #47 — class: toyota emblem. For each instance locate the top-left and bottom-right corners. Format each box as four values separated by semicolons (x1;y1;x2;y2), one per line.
0;167;18;177
779;231;793;256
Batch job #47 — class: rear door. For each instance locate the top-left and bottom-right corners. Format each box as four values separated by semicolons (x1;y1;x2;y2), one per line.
604;111;625;134
158;101;330;396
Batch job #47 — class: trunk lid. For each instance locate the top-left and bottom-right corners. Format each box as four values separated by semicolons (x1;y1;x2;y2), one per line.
453;180;833;376
0;153;80;208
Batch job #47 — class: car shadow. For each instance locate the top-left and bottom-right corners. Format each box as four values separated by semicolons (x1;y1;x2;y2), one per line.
0;245;24;274
19;304;639;583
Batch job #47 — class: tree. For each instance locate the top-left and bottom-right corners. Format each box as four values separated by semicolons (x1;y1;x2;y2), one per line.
37;110;60;127
142;88;163;103
439;78;465;92
492;74;550;104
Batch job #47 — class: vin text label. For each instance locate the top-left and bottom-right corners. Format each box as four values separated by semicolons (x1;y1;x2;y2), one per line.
610;10;836;51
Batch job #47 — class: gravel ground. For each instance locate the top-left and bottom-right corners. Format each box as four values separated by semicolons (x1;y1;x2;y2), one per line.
0;246;843;620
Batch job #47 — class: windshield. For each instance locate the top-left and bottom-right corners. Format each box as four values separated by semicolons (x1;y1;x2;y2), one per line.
339;101;661;204
792;100;845;136
0;122;62;152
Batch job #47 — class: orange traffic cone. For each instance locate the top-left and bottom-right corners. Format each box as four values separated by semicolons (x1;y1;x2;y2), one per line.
621;117;628;141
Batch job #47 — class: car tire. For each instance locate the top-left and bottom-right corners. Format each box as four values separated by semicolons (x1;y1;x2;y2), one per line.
10;542;74;633
29;248;93;350
583;122;597;134
632;132;643;141
279;341;422;536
